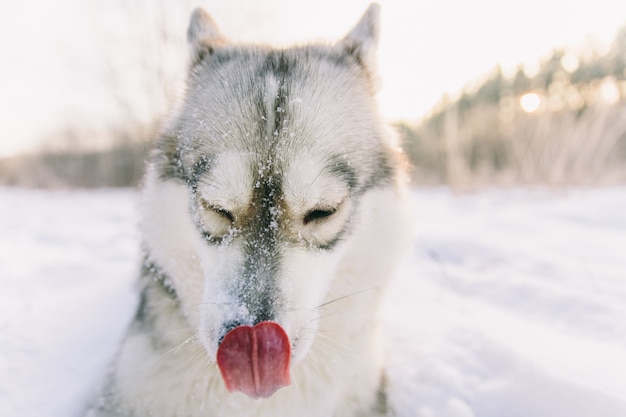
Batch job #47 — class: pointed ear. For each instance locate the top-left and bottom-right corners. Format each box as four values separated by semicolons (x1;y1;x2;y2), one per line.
339;4;381;73
187;8;227;66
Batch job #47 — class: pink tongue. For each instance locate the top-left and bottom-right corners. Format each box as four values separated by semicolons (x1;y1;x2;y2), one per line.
216;321;291;399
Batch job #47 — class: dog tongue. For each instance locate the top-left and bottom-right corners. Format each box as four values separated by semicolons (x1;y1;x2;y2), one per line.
216;321;291;399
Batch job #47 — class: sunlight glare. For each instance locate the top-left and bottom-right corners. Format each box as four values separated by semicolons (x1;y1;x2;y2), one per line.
599;79;620;104
520;93;541;113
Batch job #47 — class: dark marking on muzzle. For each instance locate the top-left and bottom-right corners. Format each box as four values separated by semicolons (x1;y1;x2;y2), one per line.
232;172;284;327
216;52;293;327
218;319;244;346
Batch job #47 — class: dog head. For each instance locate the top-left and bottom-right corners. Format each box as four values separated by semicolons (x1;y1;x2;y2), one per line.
140;4;403;397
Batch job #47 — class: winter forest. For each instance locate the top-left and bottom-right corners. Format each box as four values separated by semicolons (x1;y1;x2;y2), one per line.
399;27;626;187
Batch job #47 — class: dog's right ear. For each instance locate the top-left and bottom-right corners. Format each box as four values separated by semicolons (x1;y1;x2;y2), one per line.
187;8;227;66
340;4;380;75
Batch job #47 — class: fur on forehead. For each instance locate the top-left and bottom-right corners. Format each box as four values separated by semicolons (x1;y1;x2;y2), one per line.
171;56;389;192
162;4;393;192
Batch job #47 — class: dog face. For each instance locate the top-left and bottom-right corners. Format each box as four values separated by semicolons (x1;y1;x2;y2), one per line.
141;5;397;366
191;149;356;362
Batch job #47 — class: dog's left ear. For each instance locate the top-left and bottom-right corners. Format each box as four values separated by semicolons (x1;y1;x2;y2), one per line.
187;8;228;66
339;3;380;74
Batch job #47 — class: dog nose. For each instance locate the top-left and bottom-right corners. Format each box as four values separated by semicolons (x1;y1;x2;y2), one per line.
218;305;276;346
218;320;243;346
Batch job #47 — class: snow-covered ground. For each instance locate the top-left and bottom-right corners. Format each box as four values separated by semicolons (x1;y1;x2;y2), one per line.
1;187;625;417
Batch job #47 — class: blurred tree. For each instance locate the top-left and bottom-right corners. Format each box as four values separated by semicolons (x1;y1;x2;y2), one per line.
475;65;504;104
512;65;531;94
610;25;626;79
539;49;565;88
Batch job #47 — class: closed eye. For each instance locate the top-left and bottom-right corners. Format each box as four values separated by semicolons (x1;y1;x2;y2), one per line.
303;208;337;225
212;206;235;223
200;199;235;223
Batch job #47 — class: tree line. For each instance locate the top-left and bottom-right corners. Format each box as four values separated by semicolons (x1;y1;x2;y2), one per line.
398;26;626;187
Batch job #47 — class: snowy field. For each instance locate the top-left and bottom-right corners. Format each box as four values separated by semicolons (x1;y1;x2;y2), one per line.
1;186;625;417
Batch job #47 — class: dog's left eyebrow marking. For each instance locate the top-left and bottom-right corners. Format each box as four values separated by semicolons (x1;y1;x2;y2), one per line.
325;155;358;192
188;153;216;189
193;153;215;176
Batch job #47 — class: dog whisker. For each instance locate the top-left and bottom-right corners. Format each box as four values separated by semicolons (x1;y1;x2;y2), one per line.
312;332;362;359
314;287;378;310
150;334;200;368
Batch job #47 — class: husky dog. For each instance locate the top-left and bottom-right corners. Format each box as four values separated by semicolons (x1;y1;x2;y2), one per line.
87;4;412;417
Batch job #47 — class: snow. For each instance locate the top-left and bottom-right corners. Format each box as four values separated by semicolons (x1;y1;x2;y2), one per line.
384;188;626;417
1;186;625;416
0;189;139;417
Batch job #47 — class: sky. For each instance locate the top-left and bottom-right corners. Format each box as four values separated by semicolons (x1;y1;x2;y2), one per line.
0;0;624;157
